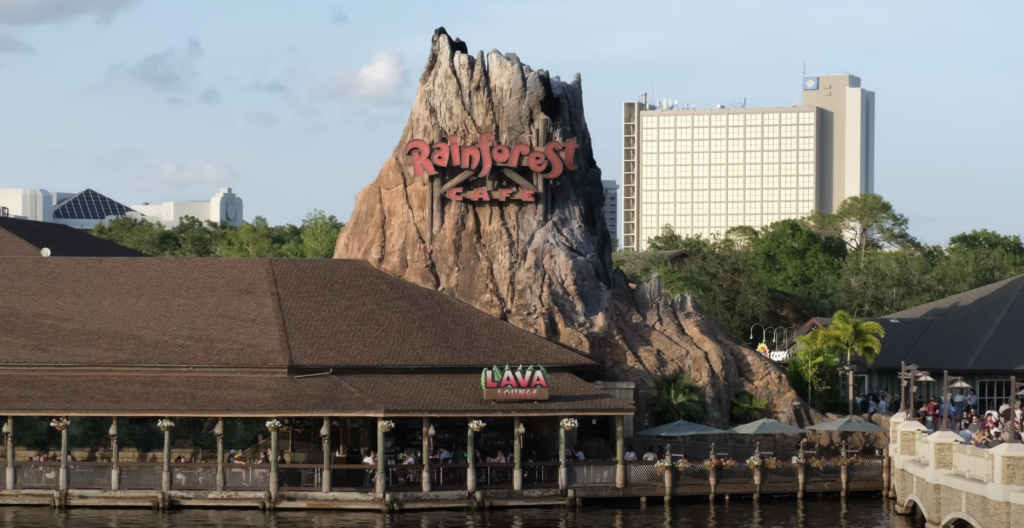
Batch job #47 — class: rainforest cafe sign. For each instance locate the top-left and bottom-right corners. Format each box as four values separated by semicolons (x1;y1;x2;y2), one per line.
481;364;550;401
405;133;578;202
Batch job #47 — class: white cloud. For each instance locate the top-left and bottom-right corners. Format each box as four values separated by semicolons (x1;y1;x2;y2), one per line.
0;0;138;25
108;39;203;92
0;32;32;53
318;51;405;104
132;160;235;190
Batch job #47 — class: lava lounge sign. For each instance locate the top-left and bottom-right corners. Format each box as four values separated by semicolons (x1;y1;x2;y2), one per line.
405;133;578;203
481;365;550;401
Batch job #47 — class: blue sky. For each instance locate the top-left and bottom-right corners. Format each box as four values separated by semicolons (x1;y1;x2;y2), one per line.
0;0;1020;244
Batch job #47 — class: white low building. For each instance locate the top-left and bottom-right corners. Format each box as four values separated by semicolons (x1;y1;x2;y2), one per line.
129;188;243;229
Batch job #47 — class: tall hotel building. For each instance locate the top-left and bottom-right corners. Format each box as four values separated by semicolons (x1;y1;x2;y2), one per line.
621;74;875;251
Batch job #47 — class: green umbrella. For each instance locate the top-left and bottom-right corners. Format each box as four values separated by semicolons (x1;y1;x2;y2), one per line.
636;419;726;437
805;417;888;434
724;418;806;435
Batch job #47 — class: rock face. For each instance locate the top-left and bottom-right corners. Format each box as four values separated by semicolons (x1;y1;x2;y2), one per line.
335;28;825;430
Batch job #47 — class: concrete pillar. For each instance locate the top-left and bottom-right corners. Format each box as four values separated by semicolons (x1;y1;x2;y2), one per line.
321;417;331;493
59;425;68;492
615;416;625;488
558;425;567;491
269;426;279;496
513;417;522;491
215;418;225;491
375;419;386;498
663;461;673;503
467;425;476;493
110;417;119;491
753;465;762;500
797;463;805;499
421;417;431;493
161;428;171;492
5;416;14;491
882;447;890;497
840;465;848;496
708;464;717;501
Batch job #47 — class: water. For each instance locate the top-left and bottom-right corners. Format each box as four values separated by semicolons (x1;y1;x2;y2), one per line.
0;498;925;527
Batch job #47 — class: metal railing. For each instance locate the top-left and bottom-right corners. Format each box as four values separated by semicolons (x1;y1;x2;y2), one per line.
169;463;216;490
720;464;753;481
765;462;798;481
567;460;616;487
848;458;883;479
69;462;112;490
625;461;660;484
120;463;162;489
13;461;60;490
806;459;841;478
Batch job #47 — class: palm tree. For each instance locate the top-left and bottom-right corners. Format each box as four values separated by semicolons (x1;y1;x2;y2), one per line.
818;310;885;415
647;374;706;424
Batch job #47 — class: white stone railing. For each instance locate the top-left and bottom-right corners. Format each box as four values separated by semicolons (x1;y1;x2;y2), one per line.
915;432;930;465
951;442;991;482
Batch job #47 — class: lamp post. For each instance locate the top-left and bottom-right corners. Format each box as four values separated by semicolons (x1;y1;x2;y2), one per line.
214;418;224;491
1009;376;1018;443
899;362;908;416
909;365;918;420
941;371;952;431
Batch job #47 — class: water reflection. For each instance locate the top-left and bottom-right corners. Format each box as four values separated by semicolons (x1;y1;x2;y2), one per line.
0;499;925;528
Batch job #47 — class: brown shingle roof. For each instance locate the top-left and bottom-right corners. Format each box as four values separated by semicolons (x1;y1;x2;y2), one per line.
0;258;592;369
0;217;145;257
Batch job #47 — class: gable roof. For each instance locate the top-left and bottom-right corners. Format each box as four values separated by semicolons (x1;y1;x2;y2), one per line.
52;188;134;220
0;257;593;370
0;217;146;257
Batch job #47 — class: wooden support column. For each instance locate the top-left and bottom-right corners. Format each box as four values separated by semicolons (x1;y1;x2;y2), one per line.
375;419;386;498
421;418;431;492
467;424;476;493
60;422;69;492
558;424;567;491
161;425;170;492
215;418;225;491
321;417;332;493
109;417;119;491
270;425;280;497
4;417;13;491
513;417;523;491
615;416;625;488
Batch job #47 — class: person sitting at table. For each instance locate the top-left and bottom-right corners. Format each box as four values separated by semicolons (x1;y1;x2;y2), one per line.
254;452;268;464
624;446;637;461
573;446;585;461
362;450;377;465
453;446;468;464
655;447;665;460
275;449;287;464
173;457;188;486
493;450;507;463
435;446;452;463
642;447;657;461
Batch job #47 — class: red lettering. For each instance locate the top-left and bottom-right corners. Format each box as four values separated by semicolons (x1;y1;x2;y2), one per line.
461;146;480;170
514;370;531;388
499;369;516;388
563;137;578;170
522;190;536;202
471;188;490;201
405;140;437;178
498;189;514;201
430;143;450;167
478;133;494;177
543;141;564;179
492;145;510;165
446;187;463;201
527;151;548;173
449;135;461;166
530;371;548;388
509;144;530;167
485;370;499;388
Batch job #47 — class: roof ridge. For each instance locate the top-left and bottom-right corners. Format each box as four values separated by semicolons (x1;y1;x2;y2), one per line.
266;260;295;366
886;274;1024;318
963;275;1024;370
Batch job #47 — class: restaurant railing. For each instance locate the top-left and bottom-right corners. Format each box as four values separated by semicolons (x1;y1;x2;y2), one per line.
13;461;60;490
475;462;513;489
169;463;217;490
806;459;841;479
120;462;162;490
765;461;797;481
677;463;709;483
848;458;883;479
69;461;112;490
720;463;753;481
329;464;381;491
521;461;559;488
566;460;616;487
625;460;661;485
225;463;271;489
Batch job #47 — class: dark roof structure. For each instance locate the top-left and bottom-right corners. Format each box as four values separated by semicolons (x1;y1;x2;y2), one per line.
0;217;145;257
52;188;134;220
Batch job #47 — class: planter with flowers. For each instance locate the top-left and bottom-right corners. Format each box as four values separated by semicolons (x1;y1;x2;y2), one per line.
674;457;690;473
378;420;394;433
49;418;70;432
560;418;578;431
156;419;175;432
469;420;486;432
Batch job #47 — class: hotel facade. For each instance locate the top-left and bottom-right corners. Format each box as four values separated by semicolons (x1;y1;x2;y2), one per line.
621;74;875;251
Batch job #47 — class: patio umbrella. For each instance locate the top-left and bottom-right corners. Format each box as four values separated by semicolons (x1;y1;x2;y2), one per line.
724;418;805;435
804;417;888;434
636;420;726;437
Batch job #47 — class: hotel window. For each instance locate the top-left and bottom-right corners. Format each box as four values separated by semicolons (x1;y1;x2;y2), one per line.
764;202;779;214
745;152;762;164
660;141;675;153
676;202;692;214
745;189;762;201
659;153;675;165
745;214;761;226
693;180;709;191
675;215;691;227
763;177;779;188
710;178;726;190
711;153;726;164
694;115;709;127
641;153;655;166
728;178;744;190
782;113;797;125
763;214;778;223
764;126;779;138
746;126;761;138
693;166;709;177
799;138;814;150
781;188;797;201
658;216;673;227
727;190;743;203
677;175;692;187
799;112;815;124
693;214;708;225
676;190;692;202
712;115;727;127
799;125;814;137
659;128;675;140
728;139;744;151
711;166;726;177
711;202;726;215
710;189;725;201
642;141;657;153
659;179;675;191
659;191;674;202
746;114;762;126
678;115;693;127
781;151;797;163
763;164;779;176
677;153;693;165
764;139;779;151
799;201;814;213
659;203;675;215
746;177;762;189
640;175;657;189
798;150;814;163
694;140;709;152
745;164;762;176
728;165;744;176
660;116;675;127
711;140;727;152
728;115;743;126
781;202;797;214
677;141;692;153
693;127;708;140
781;164;797;175
782;138;797;150
799;163;814;175
727;215;743;226
745;139;762;151
677;128;692;140
727;152;744;164
693;190;708;203
798;188;813;201
711;127;727;139
781;176;797;188
728;127;744;139
782;125;797;137
764;113;780;126
694;153;709;165
642;191;657;202
798;176;813;187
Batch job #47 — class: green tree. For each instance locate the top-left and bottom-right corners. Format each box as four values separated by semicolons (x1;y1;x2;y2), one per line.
807;194;916;268
300;209;344;258
647;374;706;424
730;393;767;424
790;328;843;410
646;224;686;251
219;217;282;257
171;216;216;257
91;216;176;256
818;310;885;366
